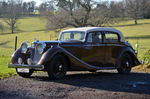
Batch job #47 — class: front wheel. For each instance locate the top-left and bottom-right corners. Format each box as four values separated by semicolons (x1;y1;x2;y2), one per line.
16;68;34;78
47;55;68;79
117;54;133;74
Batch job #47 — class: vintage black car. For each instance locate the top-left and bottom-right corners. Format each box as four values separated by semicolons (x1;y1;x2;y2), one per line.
8;27;140;79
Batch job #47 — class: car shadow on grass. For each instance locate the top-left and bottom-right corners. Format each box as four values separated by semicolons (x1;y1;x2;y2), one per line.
126;35;150;40
113;22;150;27
30;71;150;95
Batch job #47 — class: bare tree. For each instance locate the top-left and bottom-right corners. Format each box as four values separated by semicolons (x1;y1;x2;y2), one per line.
0;1;8;17
4;0;22;34
92;1;117;26
42;0;116;31
140;0;150;19
109;1;127;19
39;1;55;14
125;0;142;24
56;0;95;27
27;1;36;15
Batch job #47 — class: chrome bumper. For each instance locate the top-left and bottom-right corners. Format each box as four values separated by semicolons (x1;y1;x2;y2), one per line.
8;64;44;69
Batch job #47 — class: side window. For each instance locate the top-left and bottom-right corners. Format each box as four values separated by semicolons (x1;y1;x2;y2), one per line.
87;32;102;43
93;32;102;43
105;32;119;43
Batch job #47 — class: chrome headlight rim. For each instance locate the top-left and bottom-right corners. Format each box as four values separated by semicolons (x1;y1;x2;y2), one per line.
21;42;28;54
36;43;46;54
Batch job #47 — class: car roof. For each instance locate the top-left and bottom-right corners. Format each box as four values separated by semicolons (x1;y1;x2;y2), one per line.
63;27;119;32
62;27;125;42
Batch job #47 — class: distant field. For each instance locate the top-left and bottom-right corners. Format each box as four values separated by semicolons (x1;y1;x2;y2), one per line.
0;17;150;78
114;19;150;58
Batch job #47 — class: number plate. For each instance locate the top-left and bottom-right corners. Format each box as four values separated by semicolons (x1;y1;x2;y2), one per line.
17;68;29;73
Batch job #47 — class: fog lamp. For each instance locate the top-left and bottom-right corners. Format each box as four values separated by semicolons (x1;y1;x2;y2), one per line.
27;58;33;65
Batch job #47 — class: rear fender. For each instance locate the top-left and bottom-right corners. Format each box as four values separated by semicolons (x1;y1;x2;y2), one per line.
117;47;141;67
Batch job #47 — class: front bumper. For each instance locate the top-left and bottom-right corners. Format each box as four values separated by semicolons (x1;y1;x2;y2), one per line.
8;64;44;69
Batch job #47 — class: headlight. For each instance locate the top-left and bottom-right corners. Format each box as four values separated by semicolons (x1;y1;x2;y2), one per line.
21;42;28;53
36;43;46;54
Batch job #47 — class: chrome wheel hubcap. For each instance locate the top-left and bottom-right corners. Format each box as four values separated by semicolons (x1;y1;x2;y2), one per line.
126;61;129;67
58;65;62;71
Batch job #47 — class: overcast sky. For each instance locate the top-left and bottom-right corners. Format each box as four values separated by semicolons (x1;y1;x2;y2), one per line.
23;0;121;6
23;0;43;6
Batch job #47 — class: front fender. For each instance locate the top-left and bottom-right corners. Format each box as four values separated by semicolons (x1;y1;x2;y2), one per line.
11;48;31;64
38;46;65;65
11;48;22;64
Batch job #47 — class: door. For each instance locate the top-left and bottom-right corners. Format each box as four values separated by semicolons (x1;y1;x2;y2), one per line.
103;32;123;67
80;32;105;67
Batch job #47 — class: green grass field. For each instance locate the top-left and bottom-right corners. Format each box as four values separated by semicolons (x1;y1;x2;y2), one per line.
113;19;150;57
0;17;150;78
0;56;16;78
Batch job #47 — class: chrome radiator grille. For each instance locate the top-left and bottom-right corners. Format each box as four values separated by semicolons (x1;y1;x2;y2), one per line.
30;46;42;65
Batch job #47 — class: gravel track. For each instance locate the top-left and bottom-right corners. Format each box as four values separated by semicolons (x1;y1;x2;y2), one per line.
0;70;150;99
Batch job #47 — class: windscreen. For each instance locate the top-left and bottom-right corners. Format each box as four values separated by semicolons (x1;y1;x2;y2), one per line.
60;31;85;41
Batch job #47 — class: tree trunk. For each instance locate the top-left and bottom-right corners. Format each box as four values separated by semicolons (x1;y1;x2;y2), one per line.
134;19;138;25
11;24;14;34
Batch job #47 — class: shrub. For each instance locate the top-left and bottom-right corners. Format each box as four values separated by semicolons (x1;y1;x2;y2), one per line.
142;50;150;68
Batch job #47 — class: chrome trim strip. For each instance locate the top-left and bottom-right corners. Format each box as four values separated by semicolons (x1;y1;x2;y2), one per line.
62;44;124;47
84;44;124;47
8;64;44;69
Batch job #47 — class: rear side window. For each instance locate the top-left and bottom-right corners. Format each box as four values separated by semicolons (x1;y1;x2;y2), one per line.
104;33;119;43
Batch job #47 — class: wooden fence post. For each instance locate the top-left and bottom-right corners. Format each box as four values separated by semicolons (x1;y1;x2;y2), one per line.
15;36;18;51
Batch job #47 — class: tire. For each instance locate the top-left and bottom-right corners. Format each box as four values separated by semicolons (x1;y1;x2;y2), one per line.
47;55;68;79
16;68;34;78
117;53;133;74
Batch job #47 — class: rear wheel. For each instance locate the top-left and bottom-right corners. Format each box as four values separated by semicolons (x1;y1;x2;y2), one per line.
16;68;34;78
117;54;133;74
47;55;68;79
